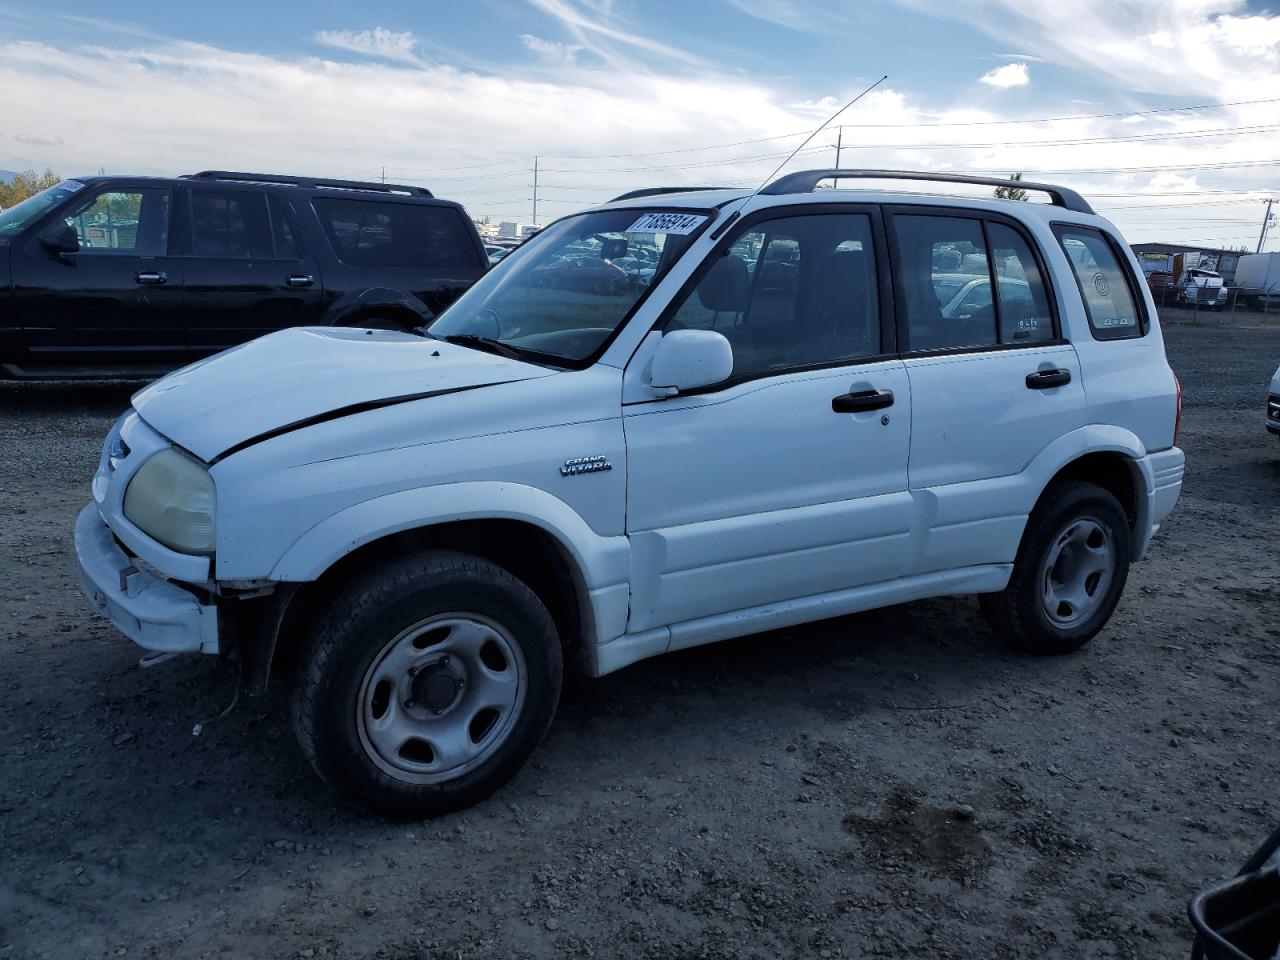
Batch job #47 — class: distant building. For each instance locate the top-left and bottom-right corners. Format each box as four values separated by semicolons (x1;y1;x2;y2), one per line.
1131;242;1243;284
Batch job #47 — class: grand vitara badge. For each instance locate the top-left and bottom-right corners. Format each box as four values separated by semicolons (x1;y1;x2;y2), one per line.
560;455;612;477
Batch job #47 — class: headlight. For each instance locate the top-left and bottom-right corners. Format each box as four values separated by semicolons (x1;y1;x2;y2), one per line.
123;449;216;554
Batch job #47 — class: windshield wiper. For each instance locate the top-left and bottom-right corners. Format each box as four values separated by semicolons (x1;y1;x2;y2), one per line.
439;334;575;370
440;334;526;360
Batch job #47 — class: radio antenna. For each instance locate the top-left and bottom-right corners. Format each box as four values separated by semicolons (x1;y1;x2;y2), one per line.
709;74;887;240
750;74;888;199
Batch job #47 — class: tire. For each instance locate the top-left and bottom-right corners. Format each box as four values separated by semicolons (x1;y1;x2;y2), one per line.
979;481;1132;655
292;550;562;819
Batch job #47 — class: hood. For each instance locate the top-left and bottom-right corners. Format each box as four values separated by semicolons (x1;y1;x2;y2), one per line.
132;327;554;462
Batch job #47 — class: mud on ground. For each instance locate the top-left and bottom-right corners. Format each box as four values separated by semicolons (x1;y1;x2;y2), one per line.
1;311;1277;959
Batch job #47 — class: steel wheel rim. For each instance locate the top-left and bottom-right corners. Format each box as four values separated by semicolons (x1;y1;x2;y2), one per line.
1039;517;1115;627
356;613;527;785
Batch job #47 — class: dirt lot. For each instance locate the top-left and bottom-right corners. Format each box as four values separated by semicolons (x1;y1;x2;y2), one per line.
1;311;1277;960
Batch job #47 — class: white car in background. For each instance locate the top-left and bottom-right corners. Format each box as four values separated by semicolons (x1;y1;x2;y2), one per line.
76;170;1184;819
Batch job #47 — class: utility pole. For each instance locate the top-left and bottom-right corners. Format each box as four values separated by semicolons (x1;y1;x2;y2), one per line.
532;155;539;226
1258;197;1275;253
381;166;385;184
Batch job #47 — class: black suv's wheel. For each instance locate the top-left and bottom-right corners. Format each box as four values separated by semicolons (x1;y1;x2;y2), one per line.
292;550;562;819
979;481;1131;655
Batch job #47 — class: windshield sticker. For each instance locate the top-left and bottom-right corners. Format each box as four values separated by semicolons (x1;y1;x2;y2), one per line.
625;213;707;235
62;180;85;193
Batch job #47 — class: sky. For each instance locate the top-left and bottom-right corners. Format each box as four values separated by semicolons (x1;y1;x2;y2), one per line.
0;0;1278;249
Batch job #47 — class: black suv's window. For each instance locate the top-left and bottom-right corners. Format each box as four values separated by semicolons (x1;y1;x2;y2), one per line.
268;196;300;259
1054;226;1147;340
892;213;1054;351
667;213;881;380
65;188;171;255
191;189;275;259
313;198;475;268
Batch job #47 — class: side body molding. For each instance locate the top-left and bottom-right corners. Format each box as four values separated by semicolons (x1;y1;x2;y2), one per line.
268;481;631;645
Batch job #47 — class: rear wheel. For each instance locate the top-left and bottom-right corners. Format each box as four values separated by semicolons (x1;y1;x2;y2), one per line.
980;481;1131;655
292;550;562;819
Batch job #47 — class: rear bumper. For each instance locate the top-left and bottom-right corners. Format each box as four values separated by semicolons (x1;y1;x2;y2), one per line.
1136;447;1184;559
75;504;219;654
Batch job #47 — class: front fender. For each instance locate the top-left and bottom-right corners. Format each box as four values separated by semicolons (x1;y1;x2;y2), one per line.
268;480;631;642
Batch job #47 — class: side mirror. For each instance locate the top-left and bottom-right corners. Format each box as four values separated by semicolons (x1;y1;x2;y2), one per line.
39;222;79;256
649;329;733;394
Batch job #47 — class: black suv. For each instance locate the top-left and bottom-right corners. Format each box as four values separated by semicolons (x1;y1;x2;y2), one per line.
0;171;488;378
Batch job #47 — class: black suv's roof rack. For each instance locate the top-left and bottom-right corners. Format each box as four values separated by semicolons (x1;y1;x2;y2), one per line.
610;186;733;202
185;171;434;198
760;169;1094;215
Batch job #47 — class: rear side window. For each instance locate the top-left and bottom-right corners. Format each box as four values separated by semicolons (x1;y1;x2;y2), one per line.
988;223;1054;344
892;215;997;351
313;198;477;269
1054;226;1147;340
191;190;274;259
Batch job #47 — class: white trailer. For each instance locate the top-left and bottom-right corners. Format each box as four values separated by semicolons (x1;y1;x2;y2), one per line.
1234;252;1280;304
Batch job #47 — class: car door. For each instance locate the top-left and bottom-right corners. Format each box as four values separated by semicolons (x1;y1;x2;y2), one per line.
181;186;324;352
886;208;1088;574
14;182;186;362
623;207;913;635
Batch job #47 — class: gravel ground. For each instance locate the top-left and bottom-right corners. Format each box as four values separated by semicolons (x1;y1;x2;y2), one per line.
1;311;1277;960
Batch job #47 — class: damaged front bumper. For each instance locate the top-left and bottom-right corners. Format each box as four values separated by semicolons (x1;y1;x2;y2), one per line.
75;504;219;655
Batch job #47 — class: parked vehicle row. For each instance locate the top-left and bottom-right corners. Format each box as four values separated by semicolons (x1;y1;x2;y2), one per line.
75;169;1184;819
0;171;489;378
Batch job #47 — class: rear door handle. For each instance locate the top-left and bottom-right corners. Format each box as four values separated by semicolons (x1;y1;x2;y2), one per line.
832;388;894;413
1026;369;1071;390
134;271;167;285
286;274;315;288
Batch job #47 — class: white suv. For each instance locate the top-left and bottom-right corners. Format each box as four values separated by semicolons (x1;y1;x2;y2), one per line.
76;170;1185;818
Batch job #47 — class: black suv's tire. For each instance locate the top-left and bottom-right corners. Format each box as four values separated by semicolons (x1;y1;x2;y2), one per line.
979;481;1132;655
291;550;562;819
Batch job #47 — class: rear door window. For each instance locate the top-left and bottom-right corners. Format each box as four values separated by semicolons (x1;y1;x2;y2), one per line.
1053;226;1147;340
191;189;274;259
892;215;997;351
313;198;477;268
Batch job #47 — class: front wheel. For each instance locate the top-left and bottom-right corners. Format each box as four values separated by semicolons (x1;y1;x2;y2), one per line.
980;481;1132;655
292;550;562;819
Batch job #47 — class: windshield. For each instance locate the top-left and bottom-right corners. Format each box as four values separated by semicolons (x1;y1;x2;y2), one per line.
428;207;711;364
0;180;85;238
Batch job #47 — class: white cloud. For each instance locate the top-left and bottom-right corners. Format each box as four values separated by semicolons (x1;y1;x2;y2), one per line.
525;0;707;67
12;132;66;146
979;61;1030;88
313;27;423;65
723;0;852;31
519;33;584;64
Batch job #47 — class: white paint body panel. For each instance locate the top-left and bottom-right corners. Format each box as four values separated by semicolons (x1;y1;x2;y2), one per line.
75;184;1184;672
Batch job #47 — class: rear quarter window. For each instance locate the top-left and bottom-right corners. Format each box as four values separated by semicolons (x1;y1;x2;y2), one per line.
1053;225;1148;340
312;198;479;269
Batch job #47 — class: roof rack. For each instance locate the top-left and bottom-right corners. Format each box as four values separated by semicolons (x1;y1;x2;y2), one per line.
760;169;1093;214
184;171;433;198
610;186;733;203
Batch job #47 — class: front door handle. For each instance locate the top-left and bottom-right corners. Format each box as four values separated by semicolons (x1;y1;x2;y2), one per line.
1026;368;1071;390
134;271;167;285
832;388;894;413
286;274;315;288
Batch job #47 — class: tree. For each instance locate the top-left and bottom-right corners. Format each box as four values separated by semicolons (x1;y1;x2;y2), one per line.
0;168;62;209
994;171;1028;201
